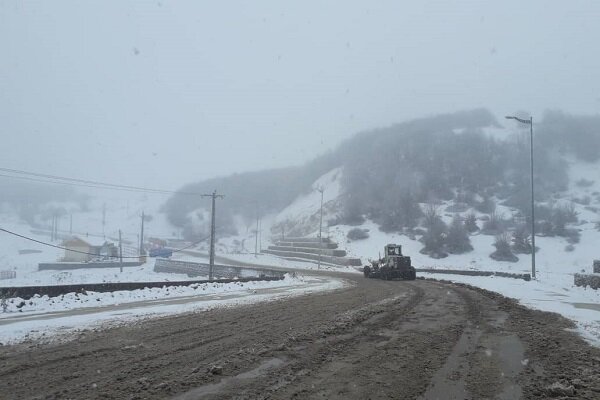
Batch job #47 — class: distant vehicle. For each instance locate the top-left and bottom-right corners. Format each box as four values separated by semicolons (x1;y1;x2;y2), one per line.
363;244;416;280
149;248;173;258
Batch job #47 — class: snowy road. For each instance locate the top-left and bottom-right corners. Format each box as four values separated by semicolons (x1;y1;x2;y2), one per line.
1;273;600;399
0;274;347;344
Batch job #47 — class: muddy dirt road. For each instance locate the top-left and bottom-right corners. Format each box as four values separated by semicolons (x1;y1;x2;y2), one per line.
1;274;599;399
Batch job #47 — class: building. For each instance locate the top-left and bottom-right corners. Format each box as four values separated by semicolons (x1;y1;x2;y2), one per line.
61;236;118;262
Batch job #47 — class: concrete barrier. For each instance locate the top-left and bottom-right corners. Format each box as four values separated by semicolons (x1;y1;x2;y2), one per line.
281;237;332;243
38;261;143;271
267;245;346;257
153;258;285;280
574;273;600;290
0;276;284;301
416;268;531;281
275;241;338;249
262;249;361;266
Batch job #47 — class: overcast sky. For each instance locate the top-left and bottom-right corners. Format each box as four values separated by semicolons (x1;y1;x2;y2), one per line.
2;1;600;189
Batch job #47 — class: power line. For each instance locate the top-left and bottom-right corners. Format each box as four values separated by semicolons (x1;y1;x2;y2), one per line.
0;227;210;258
0;167;204;196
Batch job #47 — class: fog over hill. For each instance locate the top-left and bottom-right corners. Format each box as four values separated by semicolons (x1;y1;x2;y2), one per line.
163;108;600;241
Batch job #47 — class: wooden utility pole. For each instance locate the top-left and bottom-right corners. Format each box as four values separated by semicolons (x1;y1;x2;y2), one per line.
102;203;106;239
69;214;73;235
140;211;145;256
202;190;224;280
118;229;123;273
255;207;259;257
317;188;324;269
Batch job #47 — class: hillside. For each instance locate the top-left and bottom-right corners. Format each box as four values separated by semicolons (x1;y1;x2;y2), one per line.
161;109;600;344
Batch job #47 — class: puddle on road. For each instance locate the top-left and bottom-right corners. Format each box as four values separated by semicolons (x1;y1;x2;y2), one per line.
419;327;481;400
420;325;524;400
172;358;285;399
495;334;525;400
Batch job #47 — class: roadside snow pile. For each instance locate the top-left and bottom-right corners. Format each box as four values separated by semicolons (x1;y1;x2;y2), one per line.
0;273;347;345
0;274;305;315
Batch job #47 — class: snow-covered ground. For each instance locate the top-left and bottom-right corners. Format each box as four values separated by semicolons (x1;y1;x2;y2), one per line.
0;189;197;287
0;222;205;287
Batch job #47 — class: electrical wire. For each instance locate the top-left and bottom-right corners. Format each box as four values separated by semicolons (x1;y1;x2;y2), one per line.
0;227;210;258
0;167;207;196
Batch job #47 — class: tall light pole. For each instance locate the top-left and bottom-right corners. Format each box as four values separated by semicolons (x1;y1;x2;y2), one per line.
317;187;324;269
505;115;536;279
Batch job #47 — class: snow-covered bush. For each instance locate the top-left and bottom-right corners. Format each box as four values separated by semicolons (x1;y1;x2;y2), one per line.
575;178;594;188
445;216;473;254
475;196;496;214
565;228;581;244
512;225;532;254
482;211;504;235
420;205;448;258
347;228;369;241
490;233;518;262
445;202;469;213
464;212;479;233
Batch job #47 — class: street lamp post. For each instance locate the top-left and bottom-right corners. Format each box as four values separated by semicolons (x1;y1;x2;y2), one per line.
505;115;536;280
317;187;324;269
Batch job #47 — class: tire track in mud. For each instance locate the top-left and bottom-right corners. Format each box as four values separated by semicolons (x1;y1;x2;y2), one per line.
0;277;407;399
201;282;466;399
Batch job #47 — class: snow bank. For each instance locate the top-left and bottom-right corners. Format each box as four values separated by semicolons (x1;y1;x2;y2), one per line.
0;273;348;345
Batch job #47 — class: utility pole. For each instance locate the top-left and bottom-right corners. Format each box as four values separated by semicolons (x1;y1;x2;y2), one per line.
118;229;123;273
259;217;262;253
69;214;73;235
505;115;536;279
202;190;224;280
102;203;106;239
317;187;324;269
140;211;145;256
529;116;536;280
255;206;259;257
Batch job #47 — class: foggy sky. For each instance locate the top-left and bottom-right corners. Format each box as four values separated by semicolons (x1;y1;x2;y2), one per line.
2;1;600;189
